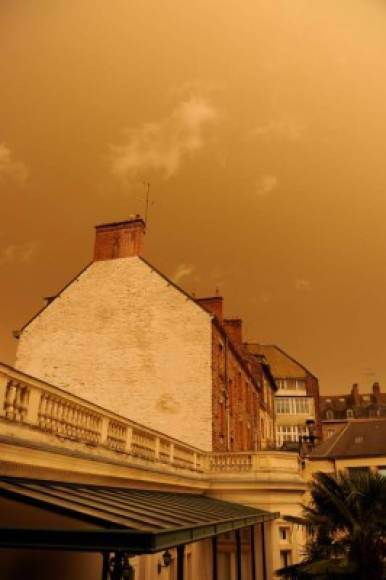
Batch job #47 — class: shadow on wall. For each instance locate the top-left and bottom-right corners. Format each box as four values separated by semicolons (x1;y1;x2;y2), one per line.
0;550;102;580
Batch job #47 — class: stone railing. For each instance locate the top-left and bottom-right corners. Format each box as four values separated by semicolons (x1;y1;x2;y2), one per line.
0;364;205;475
0;364;303;485
209;450;303;481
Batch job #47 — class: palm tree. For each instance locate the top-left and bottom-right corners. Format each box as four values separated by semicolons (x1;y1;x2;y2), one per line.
276;470;386;579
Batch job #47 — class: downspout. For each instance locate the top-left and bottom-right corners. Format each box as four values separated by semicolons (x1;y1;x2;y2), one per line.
224;334;230;452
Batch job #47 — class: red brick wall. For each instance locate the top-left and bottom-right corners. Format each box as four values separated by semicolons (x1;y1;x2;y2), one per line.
306;375;321;438
211;324;261;452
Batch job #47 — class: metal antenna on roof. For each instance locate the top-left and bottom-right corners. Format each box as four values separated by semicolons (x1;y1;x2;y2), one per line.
142;181;154;226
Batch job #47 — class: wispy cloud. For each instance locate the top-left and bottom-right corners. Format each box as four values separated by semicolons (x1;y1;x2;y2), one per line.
251;118;304;141
294;278;311;291
0;242;39;266
254;174;278;196
172;263;195;284
258;291;272;304
0;143;28;185
110;96;218;180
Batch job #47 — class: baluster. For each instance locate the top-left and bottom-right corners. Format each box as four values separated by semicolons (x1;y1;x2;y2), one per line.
19;387;30;422
86;412;91;441
4;380;17;420
95;416;102;444
51;398;58;433
55;400;64;435
61;402;69;435
91;415;95;443
38;394;47;429
82;412;87;441
77;409;84;440
73;408;79;439
45;396;53;431
66;405;73;437
91;415;97;444
14;384;23;421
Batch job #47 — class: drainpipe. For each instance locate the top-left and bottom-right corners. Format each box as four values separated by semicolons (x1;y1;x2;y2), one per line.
224;334;230;452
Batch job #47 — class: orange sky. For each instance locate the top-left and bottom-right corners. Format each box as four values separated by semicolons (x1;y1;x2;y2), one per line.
1;0;386;394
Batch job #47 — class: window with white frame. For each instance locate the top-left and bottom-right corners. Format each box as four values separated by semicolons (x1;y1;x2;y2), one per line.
277;425;307;445
276;398;291;414
276;379;307;391
275;397;312;415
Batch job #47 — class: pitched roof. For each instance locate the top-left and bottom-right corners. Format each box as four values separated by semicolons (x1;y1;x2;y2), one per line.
309;419;386;459
320;393;386;419
0;477;277;552
245;344;317;380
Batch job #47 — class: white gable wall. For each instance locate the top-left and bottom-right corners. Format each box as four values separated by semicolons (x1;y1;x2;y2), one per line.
16;258;213;450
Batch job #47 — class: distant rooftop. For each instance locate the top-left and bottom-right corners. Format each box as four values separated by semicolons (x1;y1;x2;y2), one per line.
245;344;317;379
320;382;386;420
309;419;386;459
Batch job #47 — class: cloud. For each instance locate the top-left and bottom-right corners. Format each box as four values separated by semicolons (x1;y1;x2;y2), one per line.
258;291;272;304
252;118;304;141
0;242;39;266
254;174;278;196
0;144;28;185
110;96;218;180
172;263;195;284
294;278;311;291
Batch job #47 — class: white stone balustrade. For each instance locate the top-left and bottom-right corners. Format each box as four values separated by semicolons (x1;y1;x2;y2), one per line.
0;363;205;475
209;450;302;482
0;363;302;483
209;452;253;472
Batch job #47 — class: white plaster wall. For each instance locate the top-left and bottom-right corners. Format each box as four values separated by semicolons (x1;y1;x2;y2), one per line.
16;257;213;450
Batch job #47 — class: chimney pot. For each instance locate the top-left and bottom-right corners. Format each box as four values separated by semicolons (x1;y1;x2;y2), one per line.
197;296;223;322
373;382;381;403
350;383;360;406
94;217;145;261
224;318;243;344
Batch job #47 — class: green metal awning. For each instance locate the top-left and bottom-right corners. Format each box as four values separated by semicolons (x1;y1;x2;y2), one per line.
0;477;278;553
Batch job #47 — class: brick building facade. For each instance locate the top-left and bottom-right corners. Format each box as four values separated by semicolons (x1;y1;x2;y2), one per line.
320;382;386;440
15;216;276;453
196;299;276;452
246;344;320;447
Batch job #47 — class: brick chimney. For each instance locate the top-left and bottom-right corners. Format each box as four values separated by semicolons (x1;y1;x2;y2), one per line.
372;382;381;404
224;318;242;344
94;216;145;261
350;383;360;406
196;296;223;322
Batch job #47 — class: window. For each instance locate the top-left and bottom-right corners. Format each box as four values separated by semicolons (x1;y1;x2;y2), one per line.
347;409;354;418
276;398;291;414
294;398;310;414
277;425;307;445
377;466;386;477
348;467;369;477
279;526;291;542
277;379;306;391
326;410;334;419
275;397;312;415
280;550;292;568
